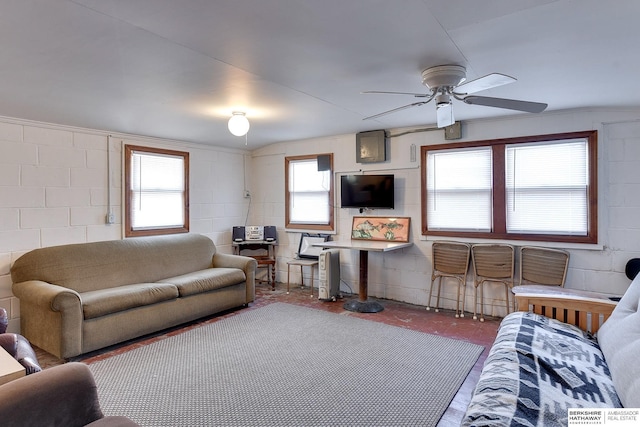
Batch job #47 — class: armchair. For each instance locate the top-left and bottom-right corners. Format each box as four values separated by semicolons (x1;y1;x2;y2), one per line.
0;362;139;427
0;308;41;375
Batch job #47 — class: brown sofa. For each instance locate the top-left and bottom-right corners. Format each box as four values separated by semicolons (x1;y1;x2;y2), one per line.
11;233;257;359
0;362;139;427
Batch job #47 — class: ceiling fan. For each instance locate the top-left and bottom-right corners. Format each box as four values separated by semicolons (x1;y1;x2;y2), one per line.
363;64;547;128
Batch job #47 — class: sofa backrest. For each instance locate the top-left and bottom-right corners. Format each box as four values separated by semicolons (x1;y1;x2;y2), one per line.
11;234;217;293
597;273;640;408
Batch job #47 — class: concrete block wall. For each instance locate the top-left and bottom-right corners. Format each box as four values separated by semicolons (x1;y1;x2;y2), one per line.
252;109;640;318
0;117;250;333
3;108;640;329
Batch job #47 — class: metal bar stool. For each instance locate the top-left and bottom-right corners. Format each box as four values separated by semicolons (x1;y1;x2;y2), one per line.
426;241;471;318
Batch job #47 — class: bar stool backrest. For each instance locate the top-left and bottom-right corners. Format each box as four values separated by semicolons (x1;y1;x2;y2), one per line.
519;246;569;287
432;241;471;276
471;244;515;280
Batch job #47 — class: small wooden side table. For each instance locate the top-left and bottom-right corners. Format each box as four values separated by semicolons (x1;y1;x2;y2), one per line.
233;241;277;290
0;346;25;386
286;259;319;295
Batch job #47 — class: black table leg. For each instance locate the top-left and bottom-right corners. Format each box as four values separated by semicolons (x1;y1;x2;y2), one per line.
343;250;384;313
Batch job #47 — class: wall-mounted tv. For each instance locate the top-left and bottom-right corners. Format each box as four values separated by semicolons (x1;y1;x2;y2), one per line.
340;174;394;209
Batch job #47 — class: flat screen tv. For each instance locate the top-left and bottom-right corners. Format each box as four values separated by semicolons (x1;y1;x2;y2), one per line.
340;174;394;209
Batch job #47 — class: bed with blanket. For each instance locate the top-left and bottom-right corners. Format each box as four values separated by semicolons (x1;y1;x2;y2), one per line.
463;275;640;426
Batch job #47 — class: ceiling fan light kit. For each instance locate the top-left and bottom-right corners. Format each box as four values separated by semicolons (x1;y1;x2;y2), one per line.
364;64;548;128
435;93;451;107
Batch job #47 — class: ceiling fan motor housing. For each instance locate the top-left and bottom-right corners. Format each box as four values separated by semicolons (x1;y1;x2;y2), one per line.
421;65;466;90
435;93;451;107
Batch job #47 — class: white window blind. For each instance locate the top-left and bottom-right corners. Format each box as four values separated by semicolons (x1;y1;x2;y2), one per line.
427;147;493;231
505;140;588;235
289;159;331;224
130;150;185;229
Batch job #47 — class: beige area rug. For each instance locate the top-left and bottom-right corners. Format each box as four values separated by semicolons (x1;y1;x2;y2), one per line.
89;302;483;426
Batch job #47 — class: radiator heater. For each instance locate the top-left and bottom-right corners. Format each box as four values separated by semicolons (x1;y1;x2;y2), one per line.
318;249;340;301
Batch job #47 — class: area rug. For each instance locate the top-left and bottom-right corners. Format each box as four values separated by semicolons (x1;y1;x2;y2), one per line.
89;302;483;426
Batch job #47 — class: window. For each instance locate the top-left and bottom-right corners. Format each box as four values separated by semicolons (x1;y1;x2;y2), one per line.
285;154;334;231
124;145;189;237
421;131;597;244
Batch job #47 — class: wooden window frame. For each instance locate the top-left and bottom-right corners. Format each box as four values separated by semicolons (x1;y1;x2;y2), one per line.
124;144;190;237
285;153;335;231
421;130;598;244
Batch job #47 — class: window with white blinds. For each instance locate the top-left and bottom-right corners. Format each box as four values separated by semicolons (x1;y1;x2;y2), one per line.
285;154;334;231
421;131;597;244
427;147;493;232
505;140;588;235
125;145;189;237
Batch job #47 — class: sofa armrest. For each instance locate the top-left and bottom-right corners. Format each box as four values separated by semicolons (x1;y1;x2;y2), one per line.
212;253;258;303
12;280;83;359
0;362;104;427
13;280;82;311
514;285;617;334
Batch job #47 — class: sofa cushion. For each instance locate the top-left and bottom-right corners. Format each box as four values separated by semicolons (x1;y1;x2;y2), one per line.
159;268;246;297
82;283;179;320
597;274;640;408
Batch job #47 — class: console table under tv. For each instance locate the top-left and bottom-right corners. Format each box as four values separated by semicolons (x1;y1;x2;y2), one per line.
313;240;413;313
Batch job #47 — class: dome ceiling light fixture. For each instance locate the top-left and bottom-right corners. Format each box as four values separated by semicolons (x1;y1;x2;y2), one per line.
228;111;250;137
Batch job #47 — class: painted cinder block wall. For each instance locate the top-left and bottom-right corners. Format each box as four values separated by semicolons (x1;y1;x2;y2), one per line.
0;117;251;333
250;108;640;318
2;107;640;334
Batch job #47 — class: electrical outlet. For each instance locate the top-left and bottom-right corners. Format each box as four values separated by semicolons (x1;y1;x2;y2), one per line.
106;213;115;224
243;190;251;198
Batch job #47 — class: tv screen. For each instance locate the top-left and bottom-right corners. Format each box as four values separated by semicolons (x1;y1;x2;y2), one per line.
340;174;394;209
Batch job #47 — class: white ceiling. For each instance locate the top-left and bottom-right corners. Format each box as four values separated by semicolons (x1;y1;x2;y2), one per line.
2;1;639;149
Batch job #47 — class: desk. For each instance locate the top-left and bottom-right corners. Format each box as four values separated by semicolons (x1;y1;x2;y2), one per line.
0;346;25;385
313;240;413;313
233;240;277;290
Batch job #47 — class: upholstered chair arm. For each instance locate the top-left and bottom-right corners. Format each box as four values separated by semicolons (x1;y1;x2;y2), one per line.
0;333;41;375
0;362;104;427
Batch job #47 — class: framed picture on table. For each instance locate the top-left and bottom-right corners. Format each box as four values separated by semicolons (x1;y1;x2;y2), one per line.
351;216;410;242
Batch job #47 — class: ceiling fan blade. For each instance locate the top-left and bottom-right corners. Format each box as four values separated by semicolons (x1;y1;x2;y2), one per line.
436;103;454;128
463;95;548;113
362;90;431;98
363;101;431;120
454;73;516;95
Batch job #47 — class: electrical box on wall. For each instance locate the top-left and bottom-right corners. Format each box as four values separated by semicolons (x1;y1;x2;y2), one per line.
444;121;462;140
356;130;387;163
